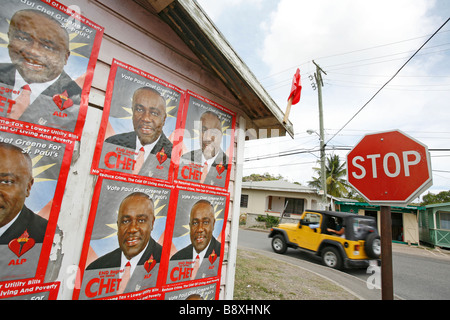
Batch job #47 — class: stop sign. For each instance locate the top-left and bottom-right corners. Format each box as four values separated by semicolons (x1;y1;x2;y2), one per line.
347;130;432;206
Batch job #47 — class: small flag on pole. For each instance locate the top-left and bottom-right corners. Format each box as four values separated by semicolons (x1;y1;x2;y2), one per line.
283;68;302;124
289;68;302;105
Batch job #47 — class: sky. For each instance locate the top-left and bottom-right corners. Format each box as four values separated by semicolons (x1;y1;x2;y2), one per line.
196;0;450;199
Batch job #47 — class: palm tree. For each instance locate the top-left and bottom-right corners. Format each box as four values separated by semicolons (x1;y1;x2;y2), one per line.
308;154;352;198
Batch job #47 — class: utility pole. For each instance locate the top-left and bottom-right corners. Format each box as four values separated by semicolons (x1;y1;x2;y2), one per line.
313;60;327;208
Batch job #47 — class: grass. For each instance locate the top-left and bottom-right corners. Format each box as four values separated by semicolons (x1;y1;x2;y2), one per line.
233;248;358;300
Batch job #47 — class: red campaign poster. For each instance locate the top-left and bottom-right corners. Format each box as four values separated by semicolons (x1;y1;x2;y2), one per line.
0;0;104;140
0;125;73;299
91;59;184;182
162;278;220;301
161;184;229;298
0;281;60;300
174;90;236;190
73;177;176;300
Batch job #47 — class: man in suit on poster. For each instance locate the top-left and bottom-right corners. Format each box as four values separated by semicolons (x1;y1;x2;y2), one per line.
0;142;47;245
104;87;173;176
0;9;82;131
170;200;221;280
0;142;48;280
181;111;228;187
85;192;162;295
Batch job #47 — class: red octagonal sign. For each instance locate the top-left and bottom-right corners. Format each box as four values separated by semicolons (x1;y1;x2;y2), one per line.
347;130;432;206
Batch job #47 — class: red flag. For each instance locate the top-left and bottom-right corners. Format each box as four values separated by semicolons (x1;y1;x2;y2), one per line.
288;68;302;105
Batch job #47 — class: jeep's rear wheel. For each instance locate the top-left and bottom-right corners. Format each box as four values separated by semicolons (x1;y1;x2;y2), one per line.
271;235;287;254
321;247;342;269
365;233;381;259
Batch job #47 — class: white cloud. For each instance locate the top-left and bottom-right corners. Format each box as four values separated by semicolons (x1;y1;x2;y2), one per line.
197;0;450;194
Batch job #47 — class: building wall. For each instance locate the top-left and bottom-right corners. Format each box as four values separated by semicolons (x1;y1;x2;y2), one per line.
53;0;245;300
419;204;450;248
339;205;419;244
240;188;321;217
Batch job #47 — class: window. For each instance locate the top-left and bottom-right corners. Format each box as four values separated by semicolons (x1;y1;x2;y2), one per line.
439;211;450;230
303;212;321;224
240;194;249;208
284;198;304;215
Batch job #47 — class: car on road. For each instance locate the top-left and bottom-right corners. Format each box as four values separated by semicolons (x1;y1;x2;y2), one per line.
268;210;381;269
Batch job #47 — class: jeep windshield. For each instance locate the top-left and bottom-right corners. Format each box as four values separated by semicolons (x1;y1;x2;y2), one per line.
351;217;377;240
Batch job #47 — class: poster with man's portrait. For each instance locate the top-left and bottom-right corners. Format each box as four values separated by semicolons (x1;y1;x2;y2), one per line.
165;186;229;285
175;90;235;189
0;126;73;290
73;177;174;300
91;59;184;182
0;0;104;139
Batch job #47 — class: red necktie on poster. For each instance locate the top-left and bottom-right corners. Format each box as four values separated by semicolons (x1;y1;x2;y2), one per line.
117;261;131;294
200;161;208;183
191;255;200;280
9;85;31;120
133;147;145;174
283;68;302;123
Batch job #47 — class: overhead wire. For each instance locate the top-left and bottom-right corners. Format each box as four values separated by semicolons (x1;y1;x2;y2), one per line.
259;29;450;85
325;16;450;146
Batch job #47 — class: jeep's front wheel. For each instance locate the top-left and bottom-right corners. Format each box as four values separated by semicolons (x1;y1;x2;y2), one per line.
321;246;342;269
271;235;287;254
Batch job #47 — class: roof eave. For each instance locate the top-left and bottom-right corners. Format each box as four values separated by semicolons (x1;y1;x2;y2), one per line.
149;0;294;138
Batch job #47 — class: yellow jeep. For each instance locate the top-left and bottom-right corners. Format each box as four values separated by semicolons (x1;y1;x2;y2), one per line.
268;210;381;269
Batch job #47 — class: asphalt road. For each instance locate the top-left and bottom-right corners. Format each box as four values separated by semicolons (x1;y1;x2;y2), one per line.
237;228;450;300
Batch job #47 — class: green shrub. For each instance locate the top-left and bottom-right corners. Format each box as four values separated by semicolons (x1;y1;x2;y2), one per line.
256;214;279;228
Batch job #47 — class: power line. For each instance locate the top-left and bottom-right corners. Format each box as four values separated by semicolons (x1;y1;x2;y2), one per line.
258;29;450;83
325;16;450;146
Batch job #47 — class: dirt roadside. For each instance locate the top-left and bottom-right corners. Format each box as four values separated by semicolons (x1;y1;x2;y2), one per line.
391;242;450;260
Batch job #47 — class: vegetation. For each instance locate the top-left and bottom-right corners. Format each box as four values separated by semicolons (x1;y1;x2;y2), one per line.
234;249;357;300
421;190;450;206
307;154;353;198
243;173;288;182
255;214;279;228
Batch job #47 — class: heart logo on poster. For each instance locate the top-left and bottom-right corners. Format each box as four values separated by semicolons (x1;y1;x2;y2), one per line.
53;90;74;110
144;255;156;273
216;163;225;175
208;250;217;264
8;230;35;257
156;148;167;165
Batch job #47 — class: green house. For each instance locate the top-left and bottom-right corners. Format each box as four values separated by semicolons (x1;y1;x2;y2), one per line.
419;202;450;248
335;201;425;245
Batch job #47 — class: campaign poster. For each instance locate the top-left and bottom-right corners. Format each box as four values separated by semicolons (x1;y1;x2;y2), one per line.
91;59;184;182
175;90;235;189
0;281;60;300
163;280;219;300
0;0;104;140
0;126;73;294
73;177;175;300
164;186;229;286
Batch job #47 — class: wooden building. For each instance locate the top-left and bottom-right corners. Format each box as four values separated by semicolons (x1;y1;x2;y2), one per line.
46;0;292;299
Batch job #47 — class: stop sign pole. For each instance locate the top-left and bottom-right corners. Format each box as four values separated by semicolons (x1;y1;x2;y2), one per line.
380;205;393;300
347;130;432;300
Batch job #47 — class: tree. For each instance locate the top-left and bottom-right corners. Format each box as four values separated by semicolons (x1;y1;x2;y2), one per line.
243;173;286;182
421;190;450;206
308;154;352;198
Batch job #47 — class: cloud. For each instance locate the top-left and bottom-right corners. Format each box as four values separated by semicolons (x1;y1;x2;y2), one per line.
197;0;450;194
260;0;438;72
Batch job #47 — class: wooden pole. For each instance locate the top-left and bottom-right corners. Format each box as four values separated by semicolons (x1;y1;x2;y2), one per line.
380;205;394;300
283;96;293;124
